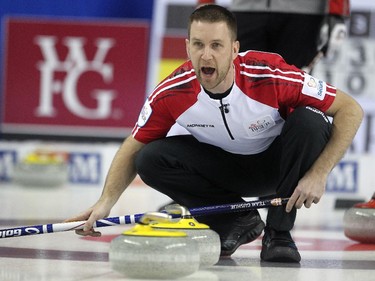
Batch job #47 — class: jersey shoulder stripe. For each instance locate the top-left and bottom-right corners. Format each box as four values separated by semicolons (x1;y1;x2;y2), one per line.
132;61;200;143
149;61;198;103
235;50;336;112
237;51;305;85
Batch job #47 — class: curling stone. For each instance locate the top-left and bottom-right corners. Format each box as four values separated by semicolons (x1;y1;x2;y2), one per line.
152;204;220;268
343;193;375;243
12;150;68;187
109;212;200;279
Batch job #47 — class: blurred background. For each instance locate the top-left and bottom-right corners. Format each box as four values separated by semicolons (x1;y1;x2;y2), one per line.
0;0;374;218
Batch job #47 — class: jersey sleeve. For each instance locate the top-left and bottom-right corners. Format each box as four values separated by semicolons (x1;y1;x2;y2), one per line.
295;72;336;112
132;61;199;144
131;96;176;144
237;51;336;116
275;60;336;114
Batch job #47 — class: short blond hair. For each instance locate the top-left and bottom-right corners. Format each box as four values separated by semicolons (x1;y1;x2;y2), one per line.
188;4;237;41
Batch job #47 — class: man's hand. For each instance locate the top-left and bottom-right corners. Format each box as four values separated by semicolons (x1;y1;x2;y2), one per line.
64;200;112;237
285;172;327;213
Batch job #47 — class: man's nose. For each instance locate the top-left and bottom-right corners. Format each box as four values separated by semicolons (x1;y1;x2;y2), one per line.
201;46;212;60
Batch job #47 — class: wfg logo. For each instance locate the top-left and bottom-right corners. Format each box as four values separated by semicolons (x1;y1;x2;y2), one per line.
34;36;117;119
4;19;149;136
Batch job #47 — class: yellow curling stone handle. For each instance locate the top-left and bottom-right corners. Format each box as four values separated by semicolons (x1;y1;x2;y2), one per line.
123;212;188;237
155;204;210;229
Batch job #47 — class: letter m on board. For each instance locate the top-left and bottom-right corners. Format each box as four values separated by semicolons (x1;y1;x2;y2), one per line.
326;161;358;193
0;150;17;182
69;153;101;184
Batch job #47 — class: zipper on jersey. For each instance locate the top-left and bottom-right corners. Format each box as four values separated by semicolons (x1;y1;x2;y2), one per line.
219;99;234;140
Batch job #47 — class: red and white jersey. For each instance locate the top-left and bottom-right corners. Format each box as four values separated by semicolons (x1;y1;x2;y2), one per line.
132;51;336;155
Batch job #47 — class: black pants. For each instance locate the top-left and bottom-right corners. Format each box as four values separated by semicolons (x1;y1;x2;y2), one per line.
234;12;324;69
135;107;332;231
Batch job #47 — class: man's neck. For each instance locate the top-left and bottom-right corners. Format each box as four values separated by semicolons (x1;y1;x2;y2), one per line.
203;82;233;99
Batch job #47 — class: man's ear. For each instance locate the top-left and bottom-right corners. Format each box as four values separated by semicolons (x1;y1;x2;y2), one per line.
186;38;190;59
233;40;240;59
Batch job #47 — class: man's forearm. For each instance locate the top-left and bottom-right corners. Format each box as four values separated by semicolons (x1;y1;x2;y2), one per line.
100;136;144;207
309;99;363;178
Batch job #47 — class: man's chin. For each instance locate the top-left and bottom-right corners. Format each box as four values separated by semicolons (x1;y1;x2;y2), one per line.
199;79;216;91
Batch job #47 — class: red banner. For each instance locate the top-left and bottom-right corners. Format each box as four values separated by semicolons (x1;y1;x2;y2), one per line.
2;18;149;137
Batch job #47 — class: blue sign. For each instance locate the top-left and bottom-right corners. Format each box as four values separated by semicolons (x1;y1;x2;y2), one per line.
0;150;17;181
326;161;358;193
68;152;101;184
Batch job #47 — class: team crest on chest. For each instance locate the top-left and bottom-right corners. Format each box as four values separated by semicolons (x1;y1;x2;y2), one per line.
247;115;275;134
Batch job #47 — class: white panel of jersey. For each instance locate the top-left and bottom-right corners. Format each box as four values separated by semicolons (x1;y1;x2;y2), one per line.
171;84;284;154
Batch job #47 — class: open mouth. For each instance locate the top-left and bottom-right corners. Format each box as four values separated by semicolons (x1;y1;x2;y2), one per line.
201;67;215;75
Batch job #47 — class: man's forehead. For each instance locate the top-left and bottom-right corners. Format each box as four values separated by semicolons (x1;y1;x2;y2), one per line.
191;20;228;29
189;21;230;39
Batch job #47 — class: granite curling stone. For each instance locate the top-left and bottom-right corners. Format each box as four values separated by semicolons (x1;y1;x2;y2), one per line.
343;193;375;243
109;212;200;279
153;204;220;268
13;150;68;187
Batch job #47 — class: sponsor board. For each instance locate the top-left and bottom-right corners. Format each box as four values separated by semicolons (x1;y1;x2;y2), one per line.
68;152;101;184
0;149;102;185
2;18;149;137
0;141;114;186
327;161;358;193
0;142;374;199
